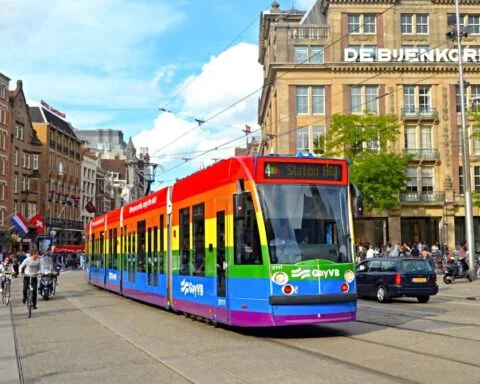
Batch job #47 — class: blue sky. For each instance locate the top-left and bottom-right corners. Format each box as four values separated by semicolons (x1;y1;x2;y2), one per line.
2;0;316;188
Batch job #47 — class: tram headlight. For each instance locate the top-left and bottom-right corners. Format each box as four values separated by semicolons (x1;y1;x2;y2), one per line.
344;270;354;283
272;272;288;285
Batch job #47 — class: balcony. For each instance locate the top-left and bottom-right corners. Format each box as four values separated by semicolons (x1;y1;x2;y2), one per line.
399;192;445;205
288;26;330;40
403;148;440;161
401;107;439;120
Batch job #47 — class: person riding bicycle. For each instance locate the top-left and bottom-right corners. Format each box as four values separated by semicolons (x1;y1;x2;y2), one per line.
0;256;14;293
19;250;41;309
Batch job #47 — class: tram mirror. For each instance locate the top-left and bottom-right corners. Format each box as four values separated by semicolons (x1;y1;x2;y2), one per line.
235;193;247;220
350;183;364;219
209;243;213;252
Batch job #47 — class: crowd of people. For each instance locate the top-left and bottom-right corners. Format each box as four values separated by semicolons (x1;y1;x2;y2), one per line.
355;240;470;271
0;246;85;309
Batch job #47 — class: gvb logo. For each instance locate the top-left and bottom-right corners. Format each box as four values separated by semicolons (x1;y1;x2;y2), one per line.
180;279;204;297
291;268;311;279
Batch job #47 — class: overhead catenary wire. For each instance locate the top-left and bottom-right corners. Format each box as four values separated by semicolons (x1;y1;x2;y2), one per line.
157;33;461;181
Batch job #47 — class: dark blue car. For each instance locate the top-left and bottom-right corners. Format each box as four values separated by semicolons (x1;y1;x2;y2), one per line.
355;257;438;303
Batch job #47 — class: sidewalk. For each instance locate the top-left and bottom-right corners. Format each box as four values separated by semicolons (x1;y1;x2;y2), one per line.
436;275;480;300
0;283;21;384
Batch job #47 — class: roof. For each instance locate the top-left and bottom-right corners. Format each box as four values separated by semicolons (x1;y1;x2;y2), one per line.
100;159;127;179
29;106;79;139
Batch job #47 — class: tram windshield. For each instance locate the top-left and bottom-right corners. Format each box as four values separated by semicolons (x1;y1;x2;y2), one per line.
257;184;351;264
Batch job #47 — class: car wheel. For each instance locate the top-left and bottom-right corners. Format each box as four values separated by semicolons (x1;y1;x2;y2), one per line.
376;285;389;303
417;296;430;303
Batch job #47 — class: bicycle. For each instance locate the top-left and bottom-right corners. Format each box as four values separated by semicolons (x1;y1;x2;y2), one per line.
1;271;12;305
25;274;38;318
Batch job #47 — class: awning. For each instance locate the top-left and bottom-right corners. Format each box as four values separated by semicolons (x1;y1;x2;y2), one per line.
54;244;84;253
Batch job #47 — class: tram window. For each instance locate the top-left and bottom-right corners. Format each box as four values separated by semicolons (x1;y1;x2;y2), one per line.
153;225;159;284
179;207;191;276
107;229;112;269
100;232;105;267
138;221;146;273
216;211;226;297
193;203;205;276
234;192;262;265
112;228;118;269
159;215;164;274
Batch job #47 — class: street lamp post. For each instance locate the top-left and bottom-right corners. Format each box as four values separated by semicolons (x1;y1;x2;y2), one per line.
454;0;476;280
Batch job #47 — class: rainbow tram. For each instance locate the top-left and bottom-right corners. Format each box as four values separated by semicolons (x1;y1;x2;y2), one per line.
85;155;362;327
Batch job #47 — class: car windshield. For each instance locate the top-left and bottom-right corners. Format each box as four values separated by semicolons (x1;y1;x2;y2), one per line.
257;184;351;264
401;259;433;273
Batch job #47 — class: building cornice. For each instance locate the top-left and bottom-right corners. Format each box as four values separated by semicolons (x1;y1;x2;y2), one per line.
270;62;480;74
328;0;396;3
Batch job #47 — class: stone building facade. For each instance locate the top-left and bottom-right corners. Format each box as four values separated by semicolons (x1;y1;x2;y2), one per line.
30;105;83;245
0;74;10;248
257;0;480;249
8;81;43;250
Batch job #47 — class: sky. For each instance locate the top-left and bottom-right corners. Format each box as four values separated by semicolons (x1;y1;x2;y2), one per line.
1;0;316;188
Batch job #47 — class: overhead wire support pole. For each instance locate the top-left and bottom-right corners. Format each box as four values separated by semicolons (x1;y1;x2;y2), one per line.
454;0;476;280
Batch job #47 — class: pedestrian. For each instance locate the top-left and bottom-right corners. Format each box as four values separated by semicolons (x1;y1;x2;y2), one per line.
421;248;435;271
366;244;375;259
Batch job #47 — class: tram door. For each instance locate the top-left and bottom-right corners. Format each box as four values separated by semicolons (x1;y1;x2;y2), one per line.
215;198;228;322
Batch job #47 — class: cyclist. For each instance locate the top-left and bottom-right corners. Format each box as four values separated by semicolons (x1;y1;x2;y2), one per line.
19;250;41;309
0;256;14;293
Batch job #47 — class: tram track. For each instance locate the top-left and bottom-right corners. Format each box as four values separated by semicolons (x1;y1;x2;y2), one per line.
7;289;26;384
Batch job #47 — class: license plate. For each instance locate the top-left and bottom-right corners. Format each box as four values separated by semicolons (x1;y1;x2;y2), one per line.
412;277;427;283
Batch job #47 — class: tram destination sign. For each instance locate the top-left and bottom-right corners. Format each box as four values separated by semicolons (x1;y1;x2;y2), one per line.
264;162;342;181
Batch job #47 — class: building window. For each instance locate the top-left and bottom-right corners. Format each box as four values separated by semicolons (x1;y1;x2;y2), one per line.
15;124;24;140
294;46;324;64
313;126;326;155
473;127;480;155
475;166;480;191
348;14;376;35
401;14;429;34
13;174;18;194
456;84;480;112
296;127;309;153
1;157;4;175
406;167;418;193
349;85;378;114
296;86;325;115
421;168;433;192
420;126;432;149
405;126;416;149
459;167;464;194
312;87;325;114
0;84;6;99
296;87;308;114
462;15;480;34
403;85;431;114
0;108;6;125
33;154;39;170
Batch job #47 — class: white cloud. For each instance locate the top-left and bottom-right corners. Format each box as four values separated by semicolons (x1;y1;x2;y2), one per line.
133;43;263;183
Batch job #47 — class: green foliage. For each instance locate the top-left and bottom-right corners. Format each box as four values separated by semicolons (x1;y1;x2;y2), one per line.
314;112;411;213
474;190;480;208
350;152;411;213
323;113;401;158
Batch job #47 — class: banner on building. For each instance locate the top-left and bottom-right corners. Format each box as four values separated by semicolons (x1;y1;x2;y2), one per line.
10;212;30;236
29;213;45;234
85;200;96;214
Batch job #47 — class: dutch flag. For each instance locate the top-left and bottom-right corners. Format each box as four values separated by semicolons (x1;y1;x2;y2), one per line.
10;212;30;236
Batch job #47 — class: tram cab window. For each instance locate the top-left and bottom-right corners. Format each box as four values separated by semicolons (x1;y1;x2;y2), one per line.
234;192;262;265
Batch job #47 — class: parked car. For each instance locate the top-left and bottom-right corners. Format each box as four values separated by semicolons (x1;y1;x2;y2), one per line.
355;257;438;303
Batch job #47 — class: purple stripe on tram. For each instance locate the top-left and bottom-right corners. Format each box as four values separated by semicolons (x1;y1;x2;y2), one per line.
105;282;121;293
123;288;167;307
229;310;355;327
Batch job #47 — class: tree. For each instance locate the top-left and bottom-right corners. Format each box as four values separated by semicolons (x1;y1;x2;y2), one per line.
315;113;411;213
